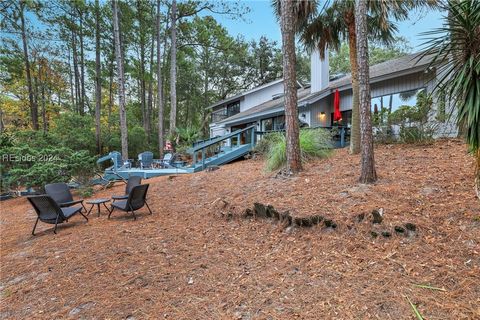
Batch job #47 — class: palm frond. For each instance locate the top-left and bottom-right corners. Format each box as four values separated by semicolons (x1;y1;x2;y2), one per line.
420;0;480;151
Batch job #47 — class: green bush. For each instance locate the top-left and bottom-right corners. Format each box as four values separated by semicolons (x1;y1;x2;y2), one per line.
1;144;96;191
399;126;434;144
254;131;284;155
261;129;333;172
384;91;436;144
50;113;96;154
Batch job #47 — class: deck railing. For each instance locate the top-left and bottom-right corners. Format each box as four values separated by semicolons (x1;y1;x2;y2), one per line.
189;125;257;170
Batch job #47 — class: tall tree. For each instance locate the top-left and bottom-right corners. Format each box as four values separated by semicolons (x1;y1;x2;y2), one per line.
279;0;302;173
18;0;39;130
355;0;376;183
422;0;480;198
157;0;165;157
94;0;102;154
273;0;316;173
146;24;154;143
112;0;128;159
136;0;148;136
78;3;86;115
169;0;177;134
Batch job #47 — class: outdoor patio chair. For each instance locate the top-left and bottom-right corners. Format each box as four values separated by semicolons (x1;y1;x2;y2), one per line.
27;195;88;235
111;176;142;202
160;153;174;168
45;182;87;212
138;151;154;169
109;184;152;220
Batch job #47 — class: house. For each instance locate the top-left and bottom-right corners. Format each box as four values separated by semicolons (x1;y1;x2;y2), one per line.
207;49;457;141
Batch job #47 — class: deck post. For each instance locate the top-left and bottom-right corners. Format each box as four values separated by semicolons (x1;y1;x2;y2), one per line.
201;148;205;170
340;127;345;148
250;127;255;147
237;133;240;146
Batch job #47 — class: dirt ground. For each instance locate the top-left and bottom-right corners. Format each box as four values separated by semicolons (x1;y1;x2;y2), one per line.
1;139;479;319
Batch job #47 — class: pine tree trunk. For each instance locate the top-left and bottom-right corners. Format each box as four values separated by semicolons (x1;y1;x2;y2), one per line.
280;0;302;173
146;27;154;143
79;12;86;115
108;53;114;131
203;46;209;136
157;0;165;157
347;18;360;155
95;0;102;154
169;0;177;134
67;43;75;109
137;0;147;135
72;29;81;114
19;1;38;130
41;79;47;134
113;0;129;160
355;0;377;183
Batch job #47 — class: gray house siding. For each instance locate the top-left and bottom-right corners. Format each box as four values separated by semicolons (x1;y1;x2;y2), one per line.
308;71;435;128
309;96;333;127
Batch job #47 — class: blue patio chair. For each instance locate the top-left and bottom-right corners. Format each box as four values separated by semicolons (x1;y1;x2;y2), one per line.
138;151;154;169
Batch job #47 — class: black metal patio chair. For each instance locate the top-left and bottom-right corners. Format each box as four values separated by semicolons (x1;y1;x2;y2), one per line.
27;195;88;235
45;182;87;212
109;184;152;220
111;176;142;202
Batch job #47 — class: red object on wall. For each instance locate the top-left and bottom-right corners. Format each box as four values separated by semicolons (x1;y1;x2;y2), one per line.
333;89;342;122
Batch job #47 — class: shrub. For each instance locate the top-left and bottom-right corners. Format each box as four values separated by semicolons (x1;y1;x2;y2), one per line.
254;131;284;155
378;91;436;144
50;113;96;153
263;129;333;172
1;145;96;191
399;126;434;144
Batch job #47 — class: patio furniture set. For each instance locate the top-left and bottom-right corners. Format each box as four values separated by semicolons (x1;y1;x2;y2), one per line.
27;177;152;235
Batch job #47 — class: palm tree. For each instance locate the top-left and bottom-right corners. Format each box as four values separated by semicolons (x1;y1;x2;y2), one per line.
273;0;317;173
421;0;480;199
356;0;376;183
301;0;436;155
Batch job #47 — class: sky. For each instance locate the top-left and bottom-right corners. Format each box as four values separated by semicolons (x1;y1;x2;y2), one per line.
212;0;446;51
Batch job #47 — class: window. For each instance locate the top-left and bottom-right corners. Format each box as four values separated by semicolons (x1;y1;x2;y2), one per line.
274;115;285;130
371;88;426;114
210;100;241;123
261;118;273;131
227;101;240;117
211;108;227;122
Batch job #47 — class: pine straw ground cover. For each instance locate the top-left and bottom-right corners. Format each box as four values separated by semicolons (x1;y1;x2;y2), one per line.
1;139;479;319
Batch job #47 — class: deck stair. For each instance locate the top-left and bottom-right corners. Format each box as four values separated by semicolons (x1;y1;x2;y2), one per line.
188;125;256;172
